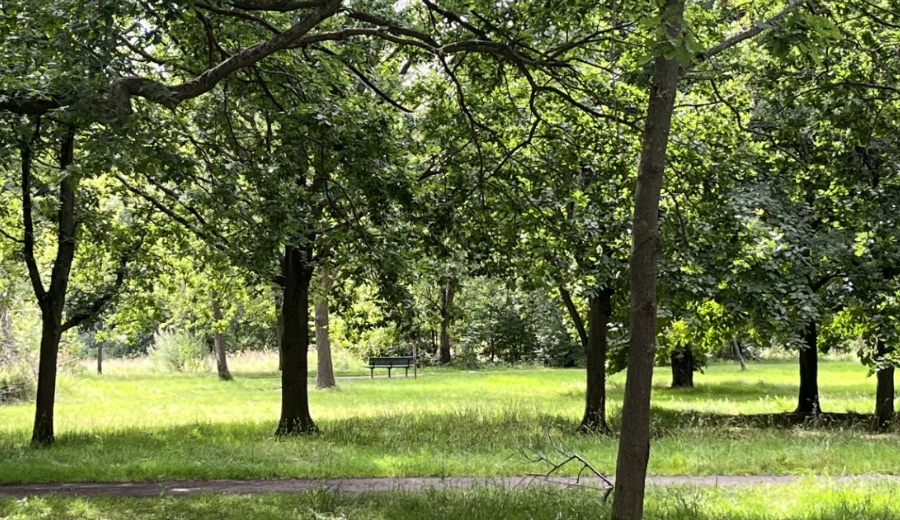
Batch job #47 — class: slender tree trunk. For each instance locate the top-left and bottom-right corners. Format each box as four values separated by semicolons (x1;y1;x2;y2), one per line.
30;129;78;446
315;266;336;389
670;345;694;388
875;339;894;431
275;243;317;435
580;287;613;434
211;293;232;381
795;321;821;415
0;293;12;348
439;280;456;365
732;338;746;371
97;343;103;375
611;3;684;518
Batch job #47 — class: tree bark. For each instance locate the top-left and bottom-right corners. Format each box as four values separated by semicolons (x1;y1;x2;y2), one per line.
559;286;588;350
611;2;684;518
211;293;232;381
795;321;821;415
97;343;103;375
580;287;613;434
275;243;317;435
875;339;894;431
732;338;746;371
439;278;456;365
670;345;694;388
314;266;336;389
275;292;284;371
31;129;78;446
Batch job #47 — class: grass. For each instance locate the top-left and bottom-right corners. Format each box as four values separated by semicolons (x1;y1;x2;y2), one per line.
1;481;899;519
0;356;896;484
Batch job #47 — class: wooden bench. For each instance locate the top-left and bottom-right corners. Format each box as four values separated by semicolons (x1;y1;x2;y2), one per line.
367;356;415;378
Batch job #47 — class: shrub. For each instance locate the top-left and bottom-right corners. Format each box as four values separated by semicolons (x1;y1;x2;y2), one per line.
148;329;210;373
0;366;34;404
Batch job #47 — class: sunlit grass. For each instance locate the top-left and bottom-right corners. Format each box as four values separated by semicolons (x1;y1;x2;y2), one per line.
0;358;895;484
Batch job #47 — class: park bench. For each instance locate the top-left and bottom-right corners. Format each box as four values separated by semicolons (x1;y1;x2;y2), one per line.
367;356;415;378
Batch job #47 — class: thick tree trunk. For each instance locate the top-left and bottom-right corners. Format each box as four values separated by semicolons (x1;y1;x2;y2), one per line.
211;293;232;381
875;339;894;431
795;321;821;415
439;280;456;365
611;3;684;518
314;266;336;389
32;318;62;445
275;243;317;435
580;287;613;434
670;345;694;388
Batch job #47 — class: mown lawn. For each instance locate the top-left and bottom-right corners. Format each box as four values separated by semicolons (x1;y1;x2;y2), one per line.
0;357;896;484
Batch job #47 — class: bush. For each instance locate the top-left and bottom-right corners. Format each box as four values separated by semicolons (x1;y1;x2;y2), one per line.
148;329;210;373
0;366;34;404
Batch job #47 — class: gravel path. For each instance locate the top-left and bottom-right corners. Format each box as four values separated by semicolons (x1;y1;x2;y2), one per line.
1;475;896;498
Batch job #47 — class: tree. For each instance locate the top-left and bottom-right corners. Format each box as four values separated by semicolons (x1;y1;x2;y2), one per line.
612;2;807;517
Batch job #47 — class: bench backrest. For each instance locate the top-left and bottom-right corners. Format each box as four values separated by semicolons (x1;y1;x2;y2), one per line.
369;356;414;367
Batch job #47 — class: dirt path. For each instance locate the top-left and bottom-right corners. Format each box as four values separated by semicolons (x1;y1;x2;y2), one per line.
1;475;896;499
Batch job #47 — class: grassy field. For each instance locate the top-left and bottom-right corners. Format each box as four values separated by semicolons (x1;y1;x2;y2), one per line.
0;356;896;485
2;481;899;519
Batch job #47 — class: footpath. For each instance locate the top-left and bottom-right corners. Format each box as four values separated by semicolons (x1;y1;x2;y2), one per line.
1;475;897;498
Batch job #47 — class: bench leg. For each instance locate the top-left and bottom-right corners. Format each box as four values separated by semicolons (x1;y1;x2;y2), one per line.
404;367;409;377
388;367;392;378
370;368;374;379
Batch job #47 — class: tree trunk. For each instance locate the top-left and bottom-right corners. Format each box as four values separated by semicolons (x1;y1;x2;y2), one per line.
439;279;456;365
211;293;232;381
32;317;62;445
670;345;694;388
275;243;317;435
97;343;103;375
795;321;821;415
732;338;746;371
580;287;613;434
30;129;78;446
875;339;894;431
611;3;684;518
315;266;336;389
0;293;12;348
275;293;284;371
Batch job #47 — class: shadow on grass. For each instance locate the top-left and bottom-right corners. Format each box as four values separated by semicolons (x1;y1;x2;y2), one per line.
646;406;878;433
652;381;800;400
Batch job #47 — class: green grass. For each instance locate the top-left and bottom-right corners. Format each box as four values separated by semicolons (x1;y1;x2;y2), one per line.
0;357;896;484
2;481;899;519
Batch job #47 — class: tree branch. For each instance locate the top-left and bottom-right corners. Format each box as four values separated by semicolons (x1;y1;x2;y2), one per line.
696;0;808;63
228;0;322;12
559;286;588;348
20;117;47;303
